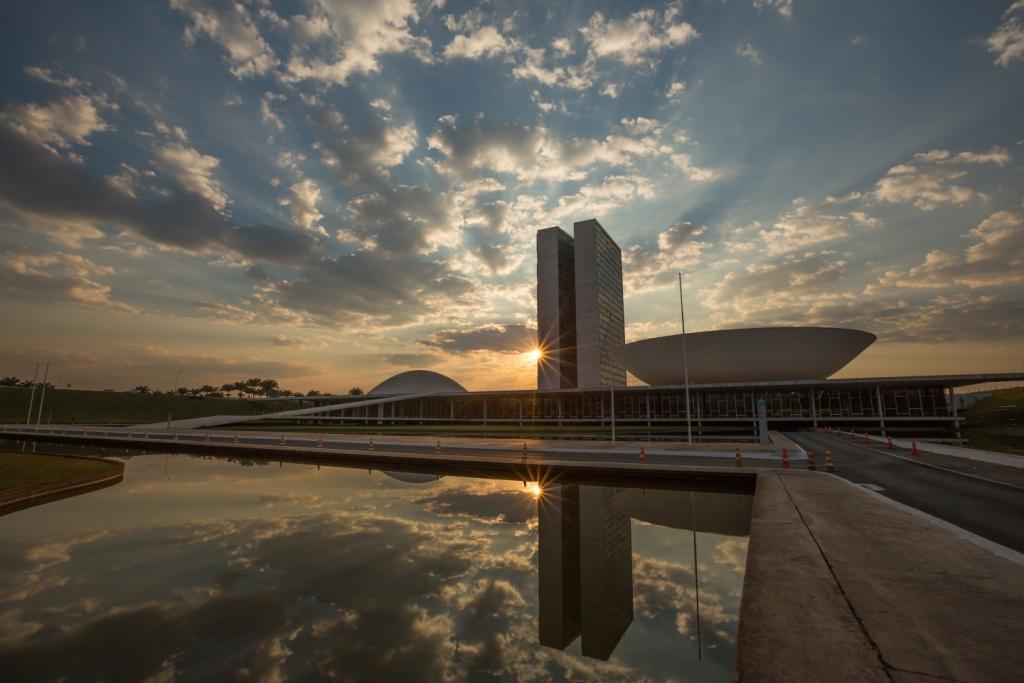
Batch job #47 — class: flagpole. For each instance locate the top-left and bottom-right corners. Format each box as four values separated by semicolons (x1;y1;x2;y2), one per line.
678;272;692;445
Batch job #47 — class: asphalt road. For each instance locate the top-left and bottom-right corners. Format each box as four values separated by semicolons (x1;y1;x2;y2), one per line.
787;431;1024;554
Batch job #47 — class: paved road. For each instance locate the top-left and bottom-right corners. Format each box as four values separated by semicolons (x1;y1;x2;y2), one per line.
787;431;1024;553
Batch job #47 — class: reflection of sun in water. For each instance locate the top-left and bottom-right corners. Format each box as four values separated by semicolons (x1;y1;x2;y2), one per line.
527;482;543;498
524;347;543;365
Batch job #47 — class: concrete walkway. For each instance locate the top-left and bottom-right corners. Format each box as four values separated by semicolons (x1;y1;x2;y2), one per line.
828;428;1024;469
737;471;1024;682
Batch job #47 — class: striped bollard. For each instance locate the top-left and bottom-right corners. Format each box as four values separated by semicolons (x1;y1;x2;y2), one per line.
887;437;893;450
911;441;919;456
280;433;286;447
825;449;835;472
781;448;791;469
734;449;742;468
807;449;816;471
369;437;374;451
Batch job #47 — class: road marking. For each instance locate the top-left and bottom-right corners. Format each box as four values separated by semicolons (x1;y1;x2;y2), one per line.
857;483;885;492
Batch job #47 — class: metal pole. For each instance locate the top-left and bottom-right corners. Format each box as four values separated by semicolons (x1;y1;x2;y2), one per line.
173;368;183;393
678;272;692;445
36;362;50;426
691;491;702;661
25;362;39;425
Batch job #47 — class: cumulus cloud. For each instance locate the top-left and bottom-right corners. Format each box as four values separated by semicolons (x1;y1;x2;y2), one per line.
316;115;417;187
425;323;536;354
872;210;1024;289
169;0;278;77
22;65;82;90
1;94;112;153
759;198;879;254
338;185;453;255
988;1;1024;66
0;250;136;313
736;43;761;65
580;8;699;66
152;142;230;211
279;179;324;235
0;123;319;265
282;0;430;86
873;147;1009;210
622;221;709;294
443;25;519;60
753;0;793;18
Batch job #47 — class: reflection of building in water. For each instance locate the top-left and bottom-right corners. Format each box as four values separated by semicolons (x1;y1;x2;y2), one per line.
579;485;633;660
537;485;752;661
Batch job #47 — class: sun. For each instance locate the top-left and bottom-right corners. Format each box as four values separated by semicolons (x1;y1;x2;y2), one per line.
524;347;543;364
527;482;543;498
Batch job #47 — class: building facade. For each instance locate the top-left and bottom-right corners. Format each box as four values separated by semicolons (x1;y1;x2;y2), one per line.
537;219;626;391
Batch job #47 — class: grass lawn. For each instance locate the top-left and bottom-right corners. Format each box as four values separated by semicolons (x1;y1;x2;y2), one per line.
0;451;120;492
0;387;295;425
962;387;1024;456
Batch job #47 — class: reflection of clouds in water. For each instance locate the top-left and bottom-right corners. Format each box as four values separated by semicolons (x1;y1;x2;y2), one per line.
0;459;748;681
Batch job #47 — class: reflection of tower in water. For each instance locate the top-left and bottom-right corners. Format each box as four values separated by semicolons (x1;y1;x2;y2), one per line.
537;484;633;660
536;483;753;661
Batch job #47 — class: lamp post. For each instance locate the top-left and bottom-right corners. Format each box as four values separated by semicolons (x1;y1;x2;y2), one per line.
678;272;692;445
172;369;183;394
25;362;39;425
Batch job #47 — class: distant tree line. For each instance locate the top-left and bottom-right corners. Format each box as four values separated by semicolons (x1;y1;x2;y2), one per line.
1;376;364;398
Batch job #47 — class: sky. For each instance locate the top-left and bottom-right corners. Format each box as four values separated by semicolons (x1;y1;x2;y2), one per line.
0;0;1022;393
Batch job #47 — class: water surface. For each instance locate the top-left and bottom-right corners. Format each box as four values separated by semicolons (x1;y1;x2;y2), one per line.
0;449;752;681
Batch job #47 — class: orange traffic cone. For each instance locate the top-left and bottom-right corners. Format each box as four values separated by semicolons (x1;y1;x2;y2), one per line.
911;441;919;456
807;449;816;471
781;448;791;469
864;433;869;444
318;434;324;448
640;446;647;465
233;433;239;444
887;437;893;450
369;437;374;450
436;439;442;454
735;449;742;468
205;432;210;443
825;449;835;472
280;433;286;446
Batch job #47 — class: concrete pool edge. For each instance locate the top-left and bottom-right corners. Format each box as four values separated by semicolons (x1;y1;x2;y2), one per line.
736;471;1024;682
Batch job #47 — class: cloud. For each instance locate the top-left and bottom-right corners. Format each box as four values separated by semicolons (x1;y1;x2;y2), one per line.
282;0;430;86
279;179;325;235
872;210;1024;289
759;198;879;254
269;334;329;349
0;94;112;153
753;0;793;18
873;148;1009;210
383;353;441;367
666;81;685;97
339;184;453;255
22;65;82;90
623;221;709;295
580;8;699;66
152;142;230;211
0;123;319;265
443;25;519;60
0;250;136;313
988;1;1024;66
736;43;762;65
425;323;536;354
316;115;418;187
169;0;278;77
271;251;476;326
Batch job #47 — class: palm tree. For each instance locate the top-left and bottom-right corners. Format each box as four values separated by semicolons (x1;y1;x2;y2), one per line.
244;378;262;398
134;385;150;394
348;387;364;396
220;383;235;396
259;378;279;397
175;386;190;396
0;376;20;387
200;384;216;395
306;389;322;397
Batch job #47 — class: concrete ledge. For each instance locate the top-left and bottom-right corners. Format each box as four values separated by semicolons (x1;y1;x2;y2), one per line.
0;455;124;515
737;471;1024;682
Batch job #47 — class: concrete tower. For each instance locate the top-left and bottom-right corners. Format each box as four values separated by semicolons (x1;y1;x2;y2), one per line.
537;226;578;390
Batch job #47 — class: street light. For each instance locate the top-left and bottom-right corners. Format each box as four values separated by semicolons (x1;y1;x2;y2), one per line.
172;368;183;393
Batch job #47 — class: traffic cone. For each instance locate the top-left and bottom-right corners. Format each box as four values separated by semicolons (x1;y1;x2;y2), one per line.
864;433;869;444
205;432;210;443
735;449;742;468
145;431;149;440
781;448;791;469
825;449;835;472
640;446;647;465
911;441;918;456
280;433;286;446
807;449;816;471
887;437;893;450
369;437;374;450
318;434;324;448
234;433;239;444
436;439;442;454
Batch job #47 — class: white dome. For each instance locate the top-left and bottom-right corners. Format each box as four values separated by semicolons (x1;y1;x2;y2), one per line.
368;370;467;395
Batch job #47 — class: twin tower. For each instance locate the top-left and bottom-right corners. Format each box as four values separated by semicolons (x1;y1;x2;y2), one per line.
537;219;627;390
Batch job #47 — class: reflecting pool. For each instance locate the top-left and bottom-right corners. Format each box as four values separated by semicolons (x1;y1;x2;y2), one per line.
0;448;752;681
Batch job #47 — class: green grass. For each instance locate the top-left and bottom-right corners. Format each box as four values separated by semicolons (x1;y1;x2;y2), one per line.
0;387;295;425
0;451;119;491
963;387;1024;428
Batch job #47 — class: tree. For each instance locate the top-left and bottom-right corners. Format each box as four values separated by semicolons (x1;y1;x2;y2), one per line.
220;383;235;396
134;385;150;394
175;387;190;396
348;387;364;396
200;384;216;395
259;378;279;397
306;389;322;397
243;378;262;398
0;376;20;387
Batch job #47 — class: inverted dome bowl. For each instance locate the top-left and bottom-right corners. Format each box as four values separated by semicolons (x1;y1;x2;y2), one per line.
617;327;875;386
